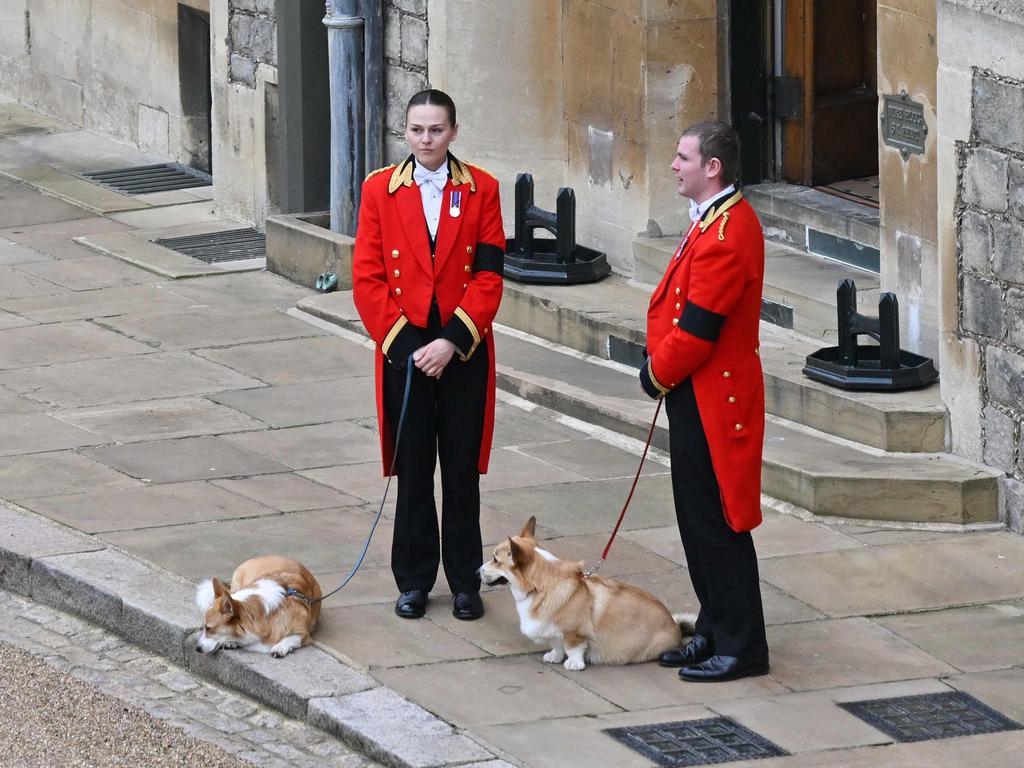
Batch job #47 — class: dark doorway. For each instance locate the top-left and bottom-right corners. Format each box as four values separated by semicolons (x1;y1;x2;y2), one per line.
276;1;331;214
730;0;774;184
177;4;212;174
780;0;878;186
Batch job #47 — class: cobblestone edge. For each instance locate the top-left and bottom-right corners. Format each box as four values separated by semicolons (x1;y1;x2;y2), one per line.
0;501;510;768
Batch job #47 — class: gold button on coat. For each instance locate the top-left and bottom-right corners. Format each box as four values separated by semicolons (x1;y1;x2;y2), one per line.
675;302;681;310
464;265;471;272
734;423;743;431
675;287;681;296
391;249;399;258
672;318;679;326
722;370;732;378
394;287;402;296
393;269;400;278
466;246;473;254
728;396;736;403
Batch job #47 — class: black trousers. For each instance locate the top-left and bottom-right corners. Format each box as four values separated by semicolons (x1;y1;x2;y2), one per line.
382;304;488;594
666;378;768;658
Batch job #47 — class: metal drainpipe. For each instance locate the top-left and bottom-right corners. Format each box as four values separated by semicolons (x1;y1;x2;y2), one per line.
323;0;365;236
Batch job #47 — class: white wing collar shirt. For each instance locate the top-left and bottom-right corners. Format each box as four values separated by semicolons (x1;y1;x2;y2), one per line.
413;159;450;241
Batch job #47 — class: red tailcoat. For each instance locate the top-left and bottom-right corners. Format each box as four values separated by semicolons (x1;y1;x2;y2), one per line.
644;193;766;532
352;155;505;475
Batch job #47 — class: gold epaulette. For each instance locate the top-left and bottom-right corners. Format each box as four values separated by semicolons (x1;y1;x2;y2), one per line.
718;211;730;241
365;164;395;182
387;157;415;193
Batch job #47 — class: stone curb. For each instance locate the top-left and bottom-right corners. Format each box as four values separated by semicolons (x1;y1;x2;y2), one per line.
0;501;511;768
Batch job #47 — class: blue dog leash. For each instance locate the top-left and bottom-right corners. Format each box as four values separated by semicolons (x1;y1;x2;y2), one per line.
295;354;415;606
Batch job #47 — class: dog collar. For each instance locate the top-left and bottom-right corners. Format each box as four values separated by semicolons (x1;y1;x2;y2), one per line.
284;587;314;606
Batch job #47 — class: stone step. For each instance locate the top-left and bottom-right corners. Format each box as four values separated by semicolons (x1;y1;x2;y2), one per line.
634;236;880;343
293;292;998;525
490;276;944;452
745;182;880;272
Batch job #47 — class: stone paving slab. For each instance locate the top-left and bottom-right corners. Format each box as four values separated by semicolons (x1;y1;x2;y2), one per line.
98;307;325;351
766;617;956;691
374;655;622;728
2;164;148;214
210;378;376;428
169;271;316;312
478;447;588;492
16;253;158;290
483;474;677;535
759;532;1024;617
22;480;281;534
84;435;292;483
0;236;52;265
515;437;670;481
0;215;136;260
0;282;195;322
107;201;220;228
308;688;495;768
876;601;1024;673
211;474;364;513
299;462;394;504
0;351;264;407
0;264;68;298
316;602;490;669
0;412;106;455
0;174;98;224
0;319;152;369
0;309;34;330
196;336;377;385
52;397;265;443
424;589;543;657
222;421;383;470
0;386;45;413
0;450;142;499
101;507;394;580
187;636;378;721
29;548;197;661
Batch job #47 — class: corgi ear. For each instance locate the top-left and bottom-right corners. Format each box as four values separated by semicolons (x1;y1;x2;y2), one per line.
212;578;230;599
211;578;235;616
509;537;527;569
520;516;537;539
195;579;215;612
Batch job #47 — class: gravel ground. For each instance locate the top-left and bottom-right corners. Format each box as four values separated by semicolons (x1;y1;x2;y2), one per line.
0;589;377;768
0;641;252;768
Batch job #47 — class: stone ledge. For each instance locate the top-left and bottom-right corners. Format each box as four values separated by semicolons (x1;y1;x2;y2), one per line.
309;688;495;768
266;212;354;290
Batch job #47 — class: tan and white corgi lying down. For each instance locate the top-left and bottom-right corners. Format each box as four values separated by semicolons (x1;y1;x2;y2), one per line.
195;555;321;658
479;517;694;671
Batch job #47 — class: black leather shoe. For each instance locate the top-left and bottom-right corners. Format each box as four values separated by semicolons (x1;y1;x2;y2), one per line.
395;590;428;619
452;591;484;620
659;635;714;667
678;654;769;682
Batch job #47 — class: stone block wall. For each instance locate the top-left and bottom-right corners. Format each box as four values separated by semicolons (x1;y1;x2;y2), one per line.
383;0;428;164
228;0;276;87
956;68;1024;530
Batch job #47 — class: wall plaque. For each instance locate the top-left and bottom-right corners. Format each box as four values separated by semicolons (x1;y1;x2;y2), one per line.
881;91;928;159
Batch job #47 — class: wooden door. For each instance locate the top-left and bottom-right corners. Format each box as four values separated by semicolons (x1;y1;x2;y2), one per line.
781;0;878;186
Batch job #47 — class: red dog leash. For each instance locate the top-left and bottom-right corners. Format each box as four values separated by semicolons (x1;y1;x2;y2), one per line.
582;399;663;579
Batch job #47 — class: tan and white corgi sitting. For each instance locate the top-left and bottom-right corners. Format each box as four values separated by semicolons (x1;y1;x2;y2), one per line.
479;517;694;671
194;555;322;658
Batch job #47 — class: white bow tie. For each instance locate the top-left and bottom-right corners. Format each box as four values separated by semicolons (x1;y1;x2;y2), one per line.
414;164;448;192
688;200;701;223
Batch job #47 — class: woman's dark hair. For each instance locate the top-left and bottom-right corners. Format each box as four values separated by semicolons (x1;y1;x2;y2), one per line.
406;89;457;127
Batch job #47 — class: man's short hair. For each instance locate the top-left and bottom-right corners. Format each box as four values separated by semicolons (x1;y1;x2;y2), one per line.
682;121;740;184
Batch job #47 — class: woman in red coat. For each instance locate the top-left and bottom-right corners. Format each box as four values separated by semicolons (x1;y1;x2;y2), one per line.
352;89;504;621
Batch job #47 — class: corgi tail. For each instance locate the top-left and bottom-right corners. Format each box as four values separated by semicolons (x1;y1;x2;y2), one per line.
672;612;698;635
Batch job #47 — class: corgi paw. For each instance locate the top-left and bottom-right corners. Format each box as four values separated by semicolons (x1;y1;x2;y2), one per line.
563;657;586;671
270;645;292;658
543;649;566;664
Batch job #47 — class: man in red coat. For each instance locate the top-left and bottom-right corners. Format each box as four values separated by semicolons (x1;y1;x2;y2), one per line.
639;121;769;682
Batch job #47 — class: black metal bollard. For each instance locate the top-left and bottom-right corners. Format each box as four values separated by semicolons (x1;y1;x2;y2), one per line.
803;280;937;391
504;173;610;285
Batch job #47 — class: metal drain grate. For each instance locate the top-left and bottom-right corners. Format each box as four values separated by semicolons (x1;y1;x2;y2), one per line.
840;691;1022;743
81;163;212;195
154;228;266;264
605;718;788;767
